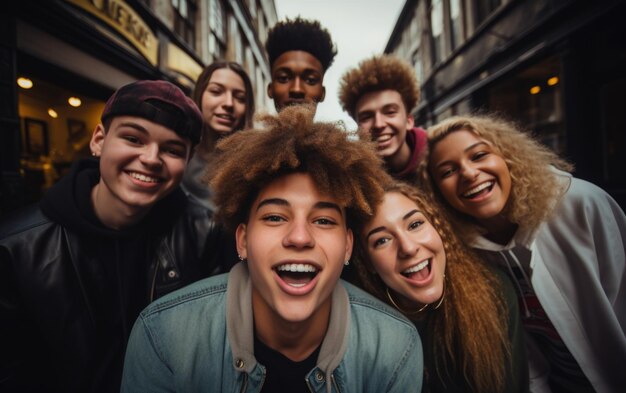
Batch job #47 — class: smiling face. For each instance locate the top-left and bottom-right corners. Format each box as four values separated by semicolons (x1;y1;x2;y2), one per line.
267;50;326;112
201;68;247;135
89;116;191;228
429;129;512;225
362;192;446;309
236;172;352;325
355;89;413;170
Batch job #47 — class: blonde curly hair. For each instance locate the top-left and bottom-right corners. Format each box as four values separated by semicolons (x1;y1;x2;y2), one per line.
338;55;420;119
353;181;510;392
210;105;393;231
421;114;573;238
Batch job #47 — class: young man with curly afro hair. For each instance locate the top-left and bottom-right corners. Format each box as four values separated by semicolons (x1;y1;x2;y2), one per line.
121;105;423;393
339;55;427;182
266;17;337;113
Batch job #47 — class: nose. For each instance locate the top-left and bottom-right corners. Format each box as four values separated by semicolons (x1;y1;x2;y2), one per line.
223;92;234;109
283;219;315;249
459;161;479;181
140;144;162;168
396;232;418;259
289;78;305;97
373;112;385;130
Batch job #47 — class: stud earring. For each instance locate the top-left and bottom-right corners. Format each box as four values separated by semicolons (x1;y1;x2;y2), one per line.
344;260;350;266
238;254;247;263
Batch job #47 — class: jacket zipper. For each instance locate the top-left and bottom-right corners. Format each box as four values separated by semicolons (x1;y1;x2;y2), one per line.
150;260;159;302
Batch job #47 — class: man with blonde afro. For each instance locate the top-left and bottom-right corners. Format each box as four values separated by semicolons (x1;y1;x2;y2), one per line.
121;105;423;393
339;55;426;181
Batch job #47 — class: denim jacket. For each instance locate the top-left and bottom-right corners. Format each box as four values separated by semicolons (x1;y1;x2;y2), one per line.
121;263;423;393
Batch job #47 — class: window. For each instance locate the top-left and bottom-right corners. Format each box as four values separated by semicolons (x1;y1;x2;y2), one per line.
475;0;502;27
449;0;464;50
172;0;196;48
209;0;226;58
412;50;423;83
430;0;445;64
486;56;565;154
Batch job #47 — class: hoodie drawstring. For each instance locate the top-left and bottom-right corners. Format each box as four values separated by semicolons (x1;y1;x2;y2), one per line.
500;249;532;318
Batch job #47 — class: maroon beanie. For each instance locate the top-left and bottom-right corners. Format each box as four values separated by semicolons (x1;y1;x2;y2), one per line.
101;80;202;146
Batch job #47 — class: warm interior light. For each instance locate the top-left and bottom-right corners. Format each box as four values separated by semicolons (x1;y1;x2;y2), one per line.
68;97;82;107
547;76;559;86
530;86;541;95
17;77;33;89
48;109;58;118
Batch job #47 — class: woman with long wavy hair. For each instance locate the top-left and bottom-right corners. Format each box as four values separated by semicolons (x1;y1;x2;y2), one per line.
181;61;255;208
353;181;528;392
423;114;626;392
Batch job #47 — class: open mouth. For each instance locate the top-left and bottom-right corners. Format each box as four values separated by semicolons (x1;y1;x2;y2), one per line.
401;259;431;281
275;263;319;288
462;181;494;199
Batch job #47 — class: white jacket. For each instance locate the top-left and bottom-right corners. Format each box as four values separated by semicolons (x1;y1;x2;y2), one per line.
470;170;626;392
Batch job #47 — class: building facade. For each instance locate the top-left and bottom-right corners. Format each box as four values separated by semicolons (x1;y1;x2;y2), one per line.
385;0;626;208
0;0;277;213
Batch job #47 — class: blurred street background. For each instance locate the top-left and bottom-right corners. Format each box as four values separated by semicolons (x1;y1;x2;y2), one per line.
2;0;625;214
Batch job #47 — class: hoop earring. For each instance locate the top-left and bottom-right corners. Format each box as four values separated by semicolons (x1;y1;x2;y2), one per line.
432;273;446;310
385;287;428;315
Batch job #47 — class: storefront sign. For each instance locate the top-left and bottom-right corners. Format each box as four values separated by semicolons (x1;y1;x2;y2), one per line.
166;42;203;84
65;0;158;66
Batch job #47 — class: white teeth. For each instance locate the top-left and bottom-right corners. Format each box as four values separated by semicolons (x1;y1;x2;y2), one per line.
276;264;317;273
129;172;159;183
376;134;392;143
403;260;429;274
463;181;493;197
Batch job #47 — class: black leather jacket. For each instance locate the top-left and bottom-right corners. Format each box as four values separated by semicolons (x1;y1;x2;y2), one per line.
0;161;236;392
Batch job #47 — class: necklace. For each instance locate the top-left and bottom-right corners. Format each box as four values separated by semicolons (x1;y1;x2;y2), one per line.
385;276;446;314
385;287;428;315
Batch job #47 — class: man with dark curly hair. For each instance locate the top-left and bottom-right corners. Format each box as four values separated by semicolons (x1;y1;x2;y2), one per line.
265;17;337;112
339;55;427;181
121;106;423;393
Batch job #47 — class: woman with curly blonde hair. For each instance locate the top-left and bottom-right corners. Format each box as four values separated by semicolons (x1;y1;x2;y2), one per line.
353;181;528;392
423;114;626;392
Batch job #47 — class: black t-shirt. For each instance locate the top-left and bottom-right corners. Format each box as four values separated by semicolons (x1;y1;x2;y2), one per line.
254;336;321;393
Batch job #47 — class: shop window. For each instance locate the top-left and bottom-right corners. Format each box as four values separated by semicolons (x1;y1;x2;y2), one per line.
601;77;626;184
17;76;105;202
172;0;196;49
486;56;565;154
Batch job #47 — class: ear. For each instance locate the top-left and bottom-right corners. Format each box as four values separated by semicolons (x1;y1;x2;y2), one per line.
319;86;326;103
90;124;106;157
267;83;274;99
235;223;248;260
406;114;414;130
344;228;353;263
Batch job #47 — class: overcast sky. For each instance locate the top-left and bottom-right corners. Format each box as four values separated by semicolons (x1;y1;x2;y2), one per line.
273;0;406;131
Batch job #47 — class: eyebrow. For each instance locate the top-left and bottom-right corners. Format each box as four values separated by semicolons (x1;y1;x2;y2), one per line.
117;121;189;150
434;141;489;169
365;209;420;240
208;82;246;93
274;67;321;75
256;198;343;216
